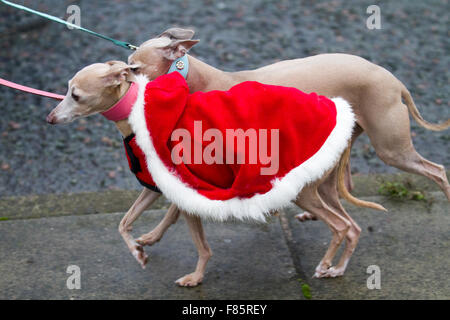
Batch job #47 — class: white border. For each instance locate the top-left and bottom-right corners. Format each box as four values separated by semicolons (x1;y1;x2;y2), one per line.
128;75;355;222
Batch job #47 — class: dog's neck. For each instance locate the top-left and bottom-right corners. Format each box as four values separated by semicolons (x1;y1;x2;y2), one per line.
114;81;133;137
114;55;243;138
185;55;241;92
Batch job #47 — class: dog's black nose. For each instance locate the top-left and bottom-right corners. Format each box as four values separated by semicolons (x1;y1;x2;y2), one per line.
46;114;56;124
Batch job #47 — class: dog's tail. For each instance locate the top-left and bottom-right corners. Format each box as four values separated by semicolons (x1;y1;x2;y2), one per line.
337;145;387;212
401;84;450;131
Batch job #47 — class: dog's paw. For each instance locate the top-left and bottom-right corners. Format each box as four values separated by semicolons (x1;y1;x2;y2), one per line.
312;261;330;278
312;269;327;278
313;266;344;278
295;212;317;222
136;231;162;247
323;267;345;278
175;272;203;287
131;244;148;269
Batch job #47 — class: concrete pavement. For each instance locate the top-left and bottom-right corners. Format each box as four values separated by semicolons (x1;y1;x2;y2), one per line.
0;173;448;299
0;210;299;299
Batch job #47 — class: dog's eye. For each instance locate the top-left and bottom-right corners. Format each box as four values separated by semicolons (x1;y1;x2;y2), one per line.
71;93;80;101
131;67;140;73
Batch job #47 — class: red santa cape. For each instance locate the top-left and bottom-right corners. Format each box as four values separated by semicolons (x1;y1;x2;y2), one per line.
128;72;355;221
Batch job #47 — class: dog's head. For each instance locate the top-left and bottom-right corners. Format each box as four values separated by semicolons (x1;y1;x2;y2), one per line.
127;27;199;80
47;61;135;124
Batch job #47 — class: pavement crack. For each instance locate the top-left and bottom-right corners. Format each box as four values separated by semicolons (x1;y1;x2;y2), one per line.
278;210;308;282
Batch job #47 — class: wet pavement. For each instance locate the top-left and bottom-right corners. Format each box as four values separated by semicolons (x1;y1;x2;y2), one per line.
0;190;448;299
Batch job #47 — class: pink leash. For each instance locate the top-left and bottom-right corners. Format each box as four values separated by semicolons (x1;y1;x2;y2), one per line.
0;77;65;100
0;76;139;122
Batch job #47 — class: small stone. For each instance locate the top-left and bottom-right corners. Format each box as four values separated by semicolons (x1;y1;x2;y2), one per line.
9;121;21;130
101;136;113;146
217;2;226;10
417;83;427;89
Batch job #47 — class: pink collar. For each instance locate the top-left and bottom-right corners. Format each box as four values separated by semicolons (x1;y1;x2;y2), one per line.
100;82;138;122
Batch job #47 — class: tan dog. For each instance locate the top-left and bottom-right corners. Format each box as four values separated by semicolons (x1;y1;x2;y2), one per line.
127;27;449;234
46;60;384;286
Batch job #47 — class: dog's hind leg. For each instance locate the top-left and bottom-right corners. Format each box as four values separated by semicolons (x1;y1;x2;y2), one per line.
295;171;346;223
118;187;161;268
366;101;450;200
295;125;363;223
136;203;180;246
295;183;351;278
315;167;362;277
175;212;212;287
379;146;450;200
316;173;361;277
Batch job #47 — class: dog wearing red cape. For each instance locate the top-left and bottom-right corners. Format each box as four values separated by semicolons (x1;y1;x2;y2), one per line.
47;61;385;285
127;28;450;238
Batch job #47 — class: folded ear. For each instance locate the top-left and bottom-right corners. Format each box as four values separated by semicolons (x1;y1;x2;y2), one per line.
103;61;134;86
158;27;195;40
160;39;200;60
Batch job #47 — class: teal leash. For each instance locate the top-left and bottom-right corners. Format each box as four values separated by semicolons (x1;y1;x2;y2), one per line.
1;0;138;50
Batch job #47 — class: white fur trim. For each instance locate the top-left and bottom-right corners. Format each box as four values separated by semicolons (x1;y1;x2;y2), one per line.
129;75;355;222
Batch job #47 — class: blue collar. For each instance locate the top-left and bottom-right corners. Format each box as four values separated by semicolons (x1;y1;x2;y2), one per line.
167;55;189;79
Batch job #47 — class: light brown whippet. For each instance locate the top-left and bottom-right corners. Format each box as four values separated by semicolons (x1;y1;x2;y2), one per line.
121;28;449;284
46;58;385;285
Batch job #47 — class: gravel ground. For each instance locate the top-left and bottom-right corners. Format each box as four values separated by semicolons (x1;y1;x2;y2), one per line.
0;0;448;196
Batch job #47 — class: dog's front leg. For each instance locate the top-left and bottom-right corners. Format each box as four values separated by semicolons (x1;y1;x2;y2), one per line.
118;187;161;268
136;203;180;246
175;212;212;287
